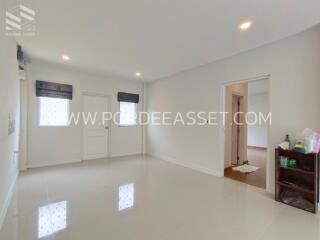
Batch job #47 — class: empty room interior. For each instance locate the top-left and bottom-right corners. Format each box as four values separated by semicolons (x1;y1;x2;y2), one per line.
1;1;320;240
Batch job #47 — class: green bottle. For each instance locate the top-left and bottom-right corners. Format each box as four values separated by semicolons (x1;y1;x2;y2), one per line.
284;134;292;149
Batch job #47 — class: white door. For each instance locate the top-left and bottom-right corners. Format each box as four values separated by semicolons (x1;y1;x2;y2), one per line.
83;95;109;160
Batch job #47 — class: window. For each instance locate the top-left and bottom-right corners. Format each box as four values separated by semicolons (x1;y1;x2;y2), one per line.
119;101;137;126
39;97;70;126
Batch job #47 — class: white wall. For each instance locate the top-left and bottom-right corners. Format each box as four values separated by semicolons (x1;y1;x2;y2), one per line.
247;93;268;148
0;35;20;228
26;59;143;168
147;26;320;192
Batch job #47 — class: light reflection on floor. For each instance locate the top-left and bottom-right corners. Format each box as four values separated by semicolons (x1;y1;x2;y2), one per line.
118;183;134;211
38;201;67;238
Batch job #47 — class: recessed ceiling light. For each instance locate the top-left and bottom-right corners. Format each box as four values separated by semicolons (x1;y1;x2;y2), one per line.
239;21;252;31
135;72;141;77
62;55;70;61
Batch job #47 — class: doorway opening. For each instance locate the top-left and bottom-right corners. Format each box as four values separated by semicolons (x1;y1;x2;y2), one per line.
223;77;269;189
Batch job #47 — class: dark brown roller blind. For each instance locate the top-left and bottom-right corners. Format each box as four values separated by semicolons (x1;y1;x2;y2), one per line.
117;92;139;103
36;80;73;100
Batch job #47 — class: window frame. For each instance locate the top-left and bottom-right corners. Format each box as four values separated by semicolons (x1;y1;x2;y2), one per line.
38;97;71;127
118;101;138;127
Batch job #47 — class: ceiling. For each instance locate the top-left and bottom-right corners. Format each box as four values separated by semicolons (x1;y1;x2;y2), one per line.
14;0;320;81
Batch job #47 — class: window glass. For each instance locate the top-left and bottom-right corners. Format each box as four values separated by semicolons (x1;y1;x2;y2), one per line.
39;97;69;126
119;102;137;126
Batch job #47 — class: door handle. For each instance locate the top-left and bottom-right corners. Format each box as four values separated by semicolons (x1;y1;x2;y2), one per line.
104;126;109;130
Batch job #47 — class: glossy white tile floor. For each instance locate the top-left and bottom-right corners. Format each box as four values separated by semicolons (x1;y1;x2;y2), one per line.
1;155;320;240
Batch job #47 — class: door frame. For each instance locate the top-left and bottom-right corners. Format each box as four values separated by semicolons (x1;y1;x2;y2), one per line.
218;74;271;190
81;92;111;160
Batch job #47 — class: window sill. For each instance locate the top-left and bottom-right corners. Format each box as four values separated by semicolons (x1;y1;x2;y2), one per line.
118;124;138;127
38;125;70;128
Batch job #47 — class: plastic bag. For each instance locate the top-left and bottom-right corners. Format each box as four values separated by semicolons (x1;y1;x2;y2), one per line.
280;190;314;212
298;128;320;153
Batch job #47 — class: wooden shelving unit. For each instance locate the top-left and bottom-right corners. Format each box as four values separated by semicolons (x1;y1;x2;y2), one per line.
275;148;319;213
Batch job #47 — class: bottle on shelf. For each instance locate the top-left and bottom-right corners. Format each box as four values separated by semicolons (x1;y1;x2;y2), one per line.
284;134;292;149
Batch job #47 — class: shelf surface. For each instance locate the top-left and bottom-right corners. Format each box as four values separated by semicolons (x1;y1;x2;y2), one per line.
276;199;315;213
277;148;317;161
277;181;315;194
279;166;315;175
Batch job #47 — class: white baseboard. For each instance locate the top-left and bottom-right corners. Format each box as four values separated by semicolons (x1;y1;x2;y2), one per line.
148;152;222;177
27;158;81;169
109;152;142;158
0;172;18;231
27;153;143;169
